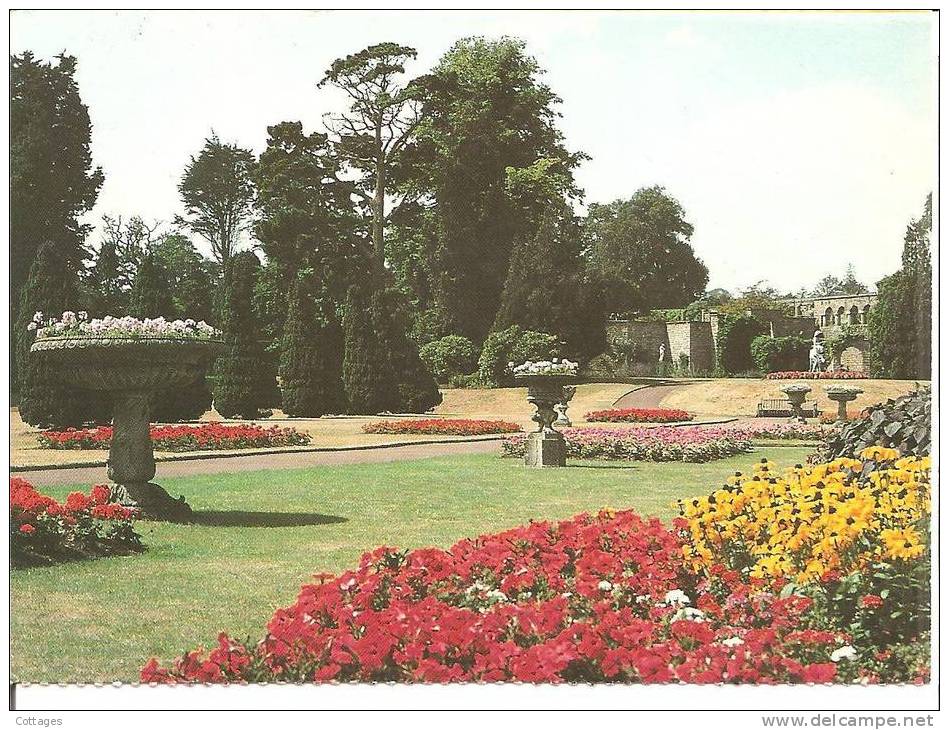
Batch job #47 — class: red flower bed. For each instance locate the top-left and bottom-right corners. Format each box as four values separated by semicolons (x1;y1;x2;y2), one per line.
584;408;693;423
143;509;877;685
362;419;521;436
766;371;869;380
38;423;312;451
11;478;143;567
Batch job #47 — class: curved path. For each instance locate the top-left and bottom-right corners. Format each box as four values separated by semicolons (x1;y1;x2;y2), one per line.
611;383;685;410
18;439;502;489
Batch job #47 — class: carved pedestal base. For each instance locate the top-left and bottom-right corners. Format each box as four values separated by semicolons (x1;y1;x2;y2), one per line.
110;483;193;522
524;431;567;468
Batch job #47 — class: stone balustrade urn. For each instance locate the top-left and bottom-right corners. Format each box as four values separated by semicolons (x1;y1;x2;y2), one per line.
31;336;223;520
825;386;864;422
515;374;576;467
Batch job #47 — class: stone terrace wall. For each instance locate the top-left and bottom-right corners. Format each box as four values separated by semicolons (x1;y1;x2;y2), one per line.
667;321;715;373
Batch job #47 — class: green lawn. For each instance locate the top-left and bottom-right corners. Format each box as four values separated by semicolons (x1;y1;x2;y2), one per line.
12;447;811;683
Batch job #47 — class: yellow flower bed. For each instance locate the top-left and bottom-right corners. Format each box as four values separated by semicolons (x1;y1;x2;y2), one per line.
679;447;931;584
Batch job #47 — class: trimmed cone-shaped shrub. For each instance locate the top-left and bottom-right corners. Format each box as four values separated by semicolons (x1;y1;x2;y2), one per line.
130;253;213;422
16;243;111;428
280;276;345;417
371;287;442;413
213;251;277;418
341;284;398;415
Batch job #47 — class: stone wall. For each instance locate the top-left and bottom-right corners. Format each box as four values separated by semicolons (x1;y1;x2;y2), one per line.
605;320;669;371
667;321;715;373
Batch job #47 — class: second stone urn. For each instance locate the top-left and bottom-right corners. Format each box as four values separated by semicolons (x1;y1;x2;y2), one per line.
31;336;223;520
515;374;576;467
825;386;863;422
780;384;813;423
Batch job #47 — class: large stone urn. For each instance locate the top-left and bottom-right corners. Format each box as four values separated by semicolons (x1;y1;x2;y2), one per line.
780;384;812;423
515;374;576;467
30;337;223;520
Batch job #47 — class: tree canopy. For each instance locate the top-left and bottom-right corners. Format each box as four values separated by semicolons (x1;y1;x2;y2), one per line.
584;187;708;316
177;134;256;278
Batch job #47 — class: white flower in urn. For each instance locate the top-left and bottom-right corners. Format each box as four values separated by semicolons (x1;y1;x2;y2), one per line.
31;311;222;341
511;358;579;377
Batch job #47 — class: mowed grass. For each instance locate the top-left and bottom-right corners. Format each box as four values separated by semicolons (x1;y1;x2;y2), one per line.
12;447;811;683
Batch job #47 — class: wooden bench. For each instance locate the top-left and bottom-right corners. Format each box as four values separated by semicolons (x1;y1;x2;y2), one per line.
756;399;820;418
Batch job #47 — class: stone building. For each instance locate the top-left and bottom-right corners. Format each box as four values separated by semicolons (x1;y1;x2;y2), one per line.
604;292;878;375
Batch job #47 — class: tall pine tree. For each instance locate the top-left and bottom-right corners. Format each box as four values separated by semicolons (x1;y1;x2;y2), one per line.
213;251;278;418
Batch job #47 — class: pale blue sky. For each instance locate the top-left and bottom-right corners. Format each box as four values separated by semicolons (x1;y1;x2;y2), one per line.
11;10;937;293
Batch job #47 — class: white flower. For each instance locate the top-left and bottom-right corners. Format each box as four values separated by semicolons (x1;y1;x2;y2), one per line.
598;580;613;592
26;322;36;331
672;607;706;623
831;645;857;663
722;636;744;647
663;589;691;606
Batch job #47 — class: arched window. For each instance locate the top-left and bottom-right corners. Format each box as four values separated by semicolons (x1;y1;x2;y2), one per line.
862;304;871;324
823;307;833;327
849;305;860;325
836;307;845;326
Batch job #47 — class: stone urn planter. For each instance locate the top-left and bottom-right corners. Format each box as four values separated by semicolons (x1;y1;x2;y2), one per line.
30;336;223;520
825;386;863;423
515;374;576;467
780;384;812;423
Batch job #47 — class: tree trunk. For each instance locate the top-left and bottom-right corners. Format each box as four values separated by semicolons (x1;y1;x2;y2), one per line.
372;158;386;276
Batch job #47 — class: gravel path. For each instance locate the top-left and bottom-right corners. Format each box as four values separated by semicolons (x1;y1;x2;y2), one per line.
17;439;502;489
611;384;684;409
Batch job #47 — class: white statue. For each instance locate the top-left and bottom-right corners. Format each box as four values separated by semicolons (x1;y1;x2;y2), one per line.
658;343;666;362
808;330;826;372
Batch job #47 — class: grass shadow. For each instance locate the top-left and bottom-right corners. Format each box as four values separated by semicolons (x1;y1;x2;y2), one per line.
566;462;640;470
186;511;348;528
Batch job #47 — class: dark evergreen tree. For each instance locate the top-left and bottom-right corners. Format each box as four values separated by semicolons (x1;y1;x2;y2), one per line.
129;253;212;422
212;251;277;418
83;239;128;316
128;254;176;320
341;284;398;415
11;53;104;380
16;243;110;427
868;195;932;379
370;287;442;413
279;275;345;417
493;203;596;357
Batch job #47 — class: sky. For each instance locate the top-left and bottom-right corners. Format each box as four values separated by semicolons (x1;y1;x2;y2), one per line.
10;9;937;294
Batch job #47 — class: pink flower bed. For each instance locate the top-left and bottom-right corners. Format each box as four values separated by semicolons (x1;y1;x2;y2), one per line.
502;427;752;462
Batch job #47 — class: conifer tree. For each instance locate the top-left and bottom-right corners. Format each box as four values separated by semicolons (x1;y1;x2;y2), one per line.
341;284;398;414
129;253;213;422
16;243;110;427
213;251;277;418
280;274;345;417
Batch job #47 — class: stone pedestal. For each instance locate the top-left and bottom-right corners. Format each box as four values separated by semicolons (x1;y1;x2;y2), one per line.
524;431;567;468
825;386;863;423
107;391;192;520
